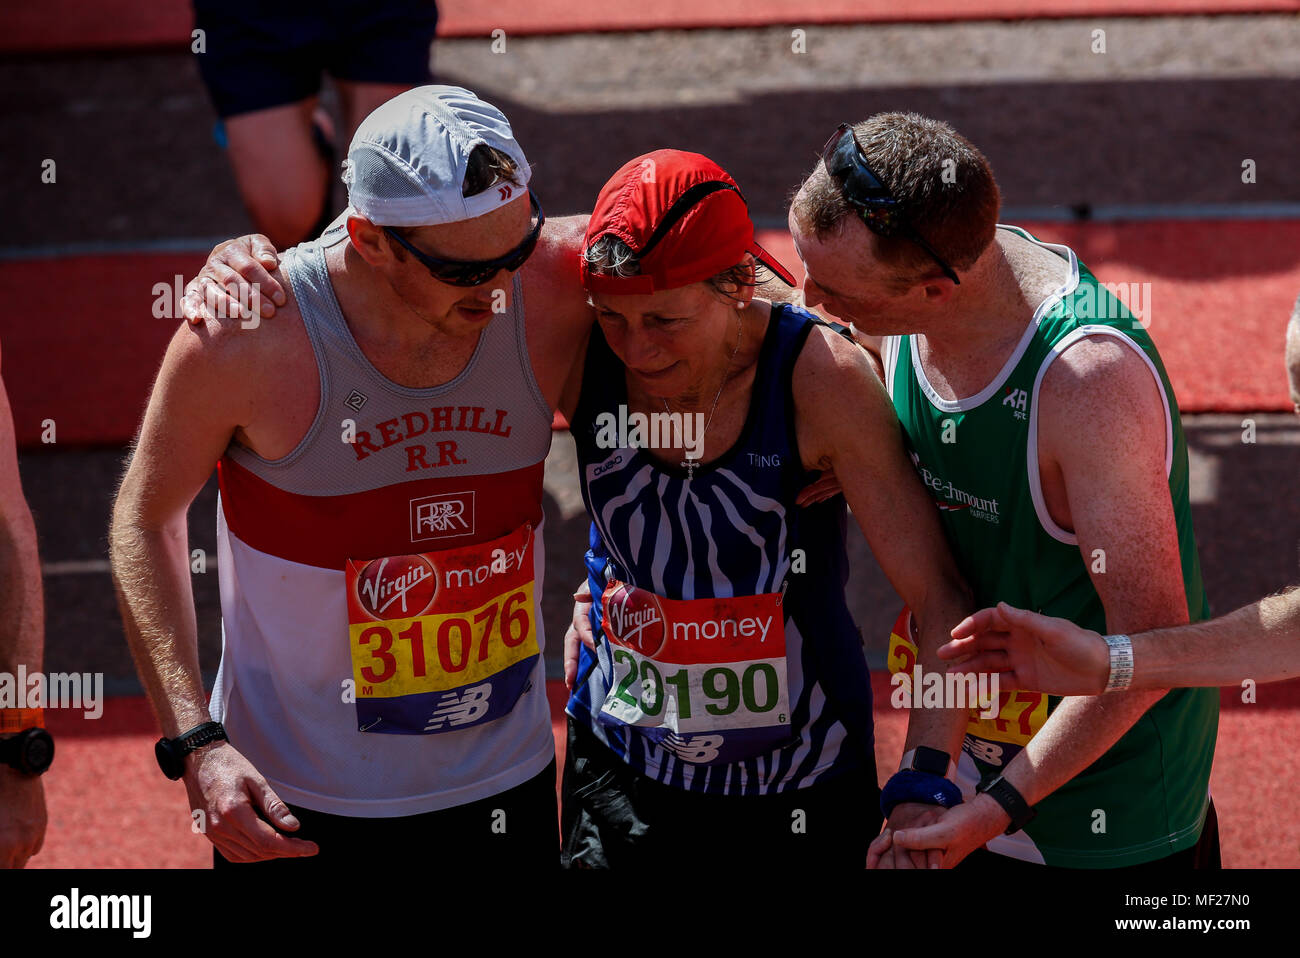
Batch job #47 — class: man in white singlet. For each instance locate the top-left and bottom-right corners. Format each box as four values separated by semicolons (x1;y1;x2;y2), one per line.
110;86;595;866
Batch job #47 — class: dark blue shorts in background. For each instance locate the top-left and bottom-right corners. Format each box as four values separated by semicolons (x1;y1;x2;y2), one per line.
193;0;438;118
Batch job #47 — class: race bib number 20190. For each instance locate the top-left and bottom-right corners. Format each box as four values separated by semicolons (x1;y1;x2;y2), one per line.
598;581;790;746
345;523;539;735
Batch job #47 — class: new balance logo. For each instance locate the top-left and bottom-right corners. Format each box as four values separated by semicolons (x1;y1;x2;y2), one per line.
661;731;724;764
424;683;492;730
410;492;475;542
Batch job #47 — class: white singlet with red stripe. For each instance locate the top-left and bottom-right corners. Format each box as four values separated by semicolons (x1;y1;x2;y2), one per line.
209;227;556;817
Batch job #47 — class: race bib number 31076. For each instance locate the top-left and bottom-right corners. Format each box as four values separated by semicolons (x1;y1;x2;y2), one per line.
345;523;539;735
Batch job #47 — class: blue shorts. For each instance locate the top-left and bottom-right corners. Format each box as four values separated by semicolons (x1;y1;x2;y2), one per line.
193;0;438;118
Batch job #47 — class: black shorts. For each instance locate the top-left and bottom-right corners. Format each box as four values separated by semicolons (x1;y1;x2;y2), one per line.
193;0;438;118
561;717;883;870
212;759;558;869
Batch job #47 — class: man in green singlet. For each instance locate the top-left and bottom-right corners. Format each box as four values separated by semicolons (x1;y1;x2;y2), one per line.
789;113;1219;870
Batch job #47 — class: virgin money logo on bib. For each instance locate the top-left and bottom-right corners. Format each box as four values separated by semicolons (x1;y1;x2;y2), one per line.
603;583;667;658
356;555;437;620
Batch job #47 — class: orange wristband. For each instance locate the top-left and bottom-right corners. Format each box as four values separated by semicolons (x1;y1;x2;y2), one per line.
0;708;45;733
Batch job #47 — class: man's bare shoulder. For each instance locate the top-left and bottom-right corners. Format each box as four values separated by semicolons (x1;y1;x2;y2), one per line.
523;217;589;305
183;265;309;369
156;264;319;458
1041;334;1160;407
538;213;591;250
164;264;317;435
1039;333;1166;460
520;215;595;352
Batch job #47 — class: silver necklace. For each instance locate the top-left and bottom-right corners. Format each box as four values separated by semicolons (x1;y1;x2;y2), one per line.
662;312;743;480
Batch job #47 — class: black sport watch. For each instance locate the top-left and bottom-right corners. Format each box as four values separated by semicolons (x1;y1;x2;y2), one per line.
0;728;55;776
979;773;1037;834
155;721;228;780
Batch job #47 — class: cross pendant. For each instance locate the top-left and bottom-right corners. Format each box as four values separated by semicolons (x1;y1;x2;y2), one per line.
681;457;701;480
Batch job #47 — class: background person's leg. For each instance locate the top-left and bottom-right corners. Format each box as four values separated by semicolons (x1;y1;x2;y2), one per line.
222;99;333;249
192;1;333;248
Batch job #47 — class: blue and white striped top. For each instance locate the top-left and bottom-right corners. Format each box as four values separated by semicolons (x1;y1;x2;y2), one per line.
566;303;876;795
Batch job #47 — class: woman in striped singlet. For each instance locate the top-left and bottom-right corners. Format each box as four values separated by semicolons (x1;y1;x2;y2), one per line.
559;149;973;869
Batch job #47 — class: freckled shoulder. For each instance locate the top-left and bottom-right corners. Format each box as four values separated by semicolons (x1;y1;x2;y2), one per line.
1037;333;1167;466
1040;334;1162;418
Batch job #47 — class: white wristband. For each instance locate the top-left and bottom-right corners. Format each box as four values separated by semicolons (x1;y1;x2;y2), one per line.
1103;634;1134;692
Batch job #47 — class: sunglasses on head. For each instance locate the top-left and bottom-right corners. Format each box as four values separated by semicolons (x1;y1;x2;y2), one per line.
820;123;960;285
383;192;545;287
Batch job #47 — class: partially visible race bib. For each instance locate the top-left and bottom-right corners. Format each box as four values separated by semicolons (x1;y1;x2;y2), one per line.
886;606;1048;769
598;580;792;765
345;523;539;735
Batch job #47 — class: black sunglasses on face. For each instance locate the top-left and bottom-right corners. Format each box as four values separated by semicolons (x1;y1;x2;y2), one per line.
383;192;545;287
820;124;961;285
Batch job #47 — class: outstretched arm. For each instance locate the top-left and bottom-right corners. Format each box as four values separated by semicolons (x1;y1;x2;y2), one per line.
946;586;1300;694
794;325;974;868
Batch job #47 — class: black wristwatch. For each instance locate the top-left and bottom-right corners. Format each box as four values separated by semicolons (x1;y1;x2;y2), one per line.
979;773;1037;834
155;721;228;780
0;728;55;776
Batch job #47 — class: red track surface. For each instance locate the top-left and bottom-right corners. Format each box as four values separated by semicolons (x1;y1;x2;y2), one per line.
759;220;1300;413
4;220;1296;448
32;675;1300;867
3;1;1296;54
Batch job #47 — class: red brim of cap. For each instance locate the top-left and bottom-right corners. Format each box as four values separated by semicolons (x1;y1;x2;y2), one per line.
751;239;797;288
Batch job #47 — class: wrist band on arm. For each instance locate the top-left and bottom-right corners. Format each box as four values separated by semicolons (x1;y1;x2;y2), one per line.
1103;633;1134;692
880;770;963;819
0;708;45;734
978;773;1036;834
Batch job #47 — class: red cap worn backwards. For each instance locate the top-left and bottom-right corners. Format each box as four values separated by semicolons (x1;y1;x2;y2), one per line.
580;150;797;295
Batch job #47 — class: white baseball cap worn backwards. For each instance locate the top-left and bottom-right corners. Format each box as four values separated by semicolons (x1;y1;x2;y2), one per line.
341;85;532;228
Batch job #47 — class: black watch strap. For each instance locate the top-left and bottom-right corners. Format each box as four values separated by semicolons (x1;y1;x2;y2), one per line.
979;774;1037;834
155;721;227;780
